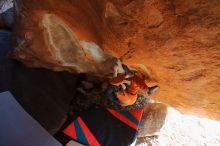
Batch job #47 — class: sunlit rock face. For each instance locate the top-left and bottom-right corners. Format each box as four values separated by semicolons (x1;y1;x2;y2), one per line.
14;0;220;120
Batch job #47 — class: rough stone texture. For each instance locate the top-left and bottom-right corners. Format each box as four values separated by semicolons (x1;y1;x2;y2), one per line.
138;103;167;137
136;107;220;146
13;0;220;120
13;0;125;76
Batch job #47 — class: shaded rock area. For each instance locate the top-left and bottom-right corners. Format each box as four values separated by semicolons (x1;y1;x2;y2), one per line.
0;30;14;91
10;63;81;134
0;15;3;27
0;29;81;134
12;0;220;120
0;0;13;29
0;9;79;134
138;103;167;137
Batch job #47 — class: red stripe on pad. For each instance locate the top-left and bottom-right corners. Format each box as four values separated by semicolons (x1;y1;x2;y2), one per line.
63;123;76;139
107;109;138;130
77;117;101;146
129;109;143;121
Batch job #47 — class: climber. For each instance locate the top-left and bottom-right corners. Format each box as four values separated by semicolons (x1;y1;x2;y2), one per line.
104;63;159;107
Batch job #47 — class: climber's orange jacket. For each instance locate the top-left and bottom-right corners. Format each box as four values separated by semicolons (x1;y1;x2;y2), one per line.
110;74;149;106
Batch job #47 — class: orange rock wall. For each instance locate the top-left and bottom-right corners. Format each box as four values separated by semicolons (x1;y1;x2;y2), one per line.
14;0;220;120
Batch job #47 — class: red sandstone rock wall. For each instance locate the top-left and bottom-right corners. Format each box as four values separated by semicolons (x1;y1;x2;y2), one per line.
14;0;220;120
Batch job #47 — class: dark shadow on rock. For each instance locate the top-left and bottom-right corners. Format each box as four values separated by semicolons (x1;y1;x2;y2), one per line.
0;30;14;92
0;30;82;134
10;63;81;134
0;7;14;30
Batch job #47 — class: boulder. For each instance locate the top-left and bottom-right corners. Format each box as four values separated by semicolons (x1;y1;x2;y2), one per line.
12;0;220;120
138;103;167;137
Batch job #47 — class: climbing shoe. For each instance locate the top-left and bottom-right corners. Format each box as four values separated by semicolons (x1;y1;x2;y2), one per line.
147;85;159;96
122;64;134;78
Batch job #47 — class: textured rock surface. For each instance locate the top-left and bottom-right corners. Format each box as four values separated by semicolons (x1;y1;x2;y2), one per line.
138;103;167;137
13;0;220;120
136;107;220;146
